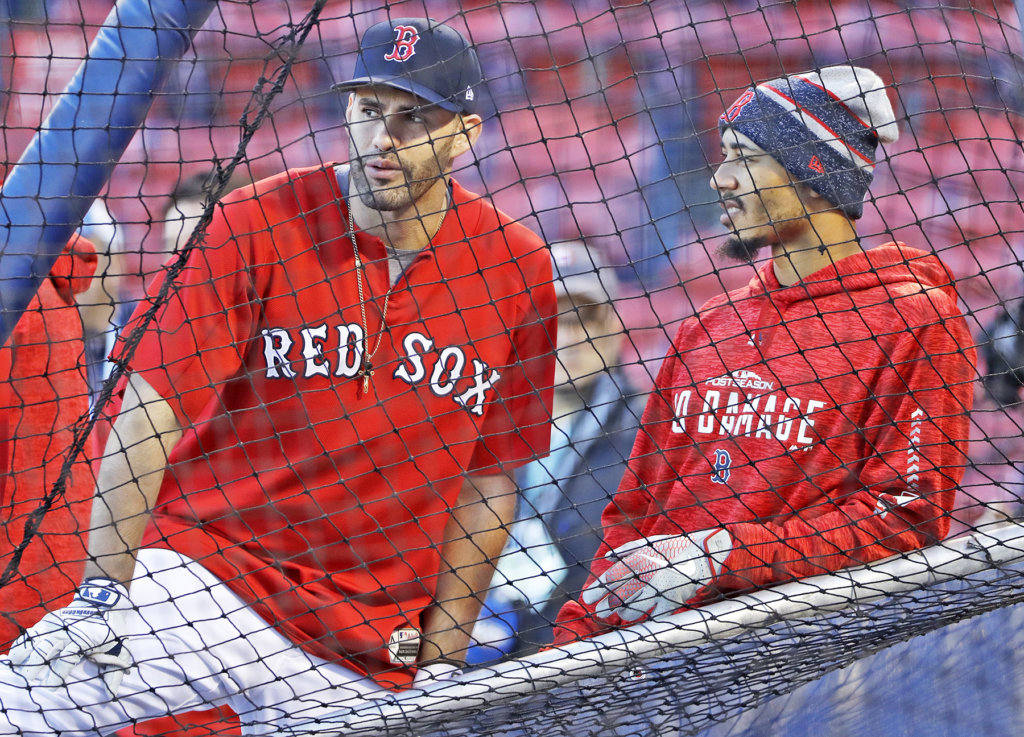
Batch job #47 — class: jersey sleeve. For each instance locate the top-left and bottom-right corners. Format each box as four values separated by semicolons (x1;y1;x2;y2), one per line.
717;313;977;592
114;196;260;428
468;250;557;474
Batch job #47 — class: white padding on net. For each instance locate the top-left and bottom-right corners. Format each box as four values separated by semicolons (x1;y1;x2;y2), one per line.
287;521;1024;737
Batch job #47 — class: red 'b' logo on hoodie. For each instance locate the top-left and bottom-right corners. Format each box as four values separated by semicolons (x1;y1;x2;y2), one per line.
384;26;420;62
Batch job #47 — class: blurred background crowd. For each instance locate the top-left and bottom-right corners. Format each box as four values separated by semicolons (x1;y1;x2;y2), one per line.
2;0;1018;527
0;0;1021;734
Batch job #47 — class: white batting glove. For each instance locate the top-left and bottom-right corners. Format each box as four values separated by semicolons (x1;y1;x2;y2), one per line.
412;660;464;689
582;529;732;624
7;577;133;694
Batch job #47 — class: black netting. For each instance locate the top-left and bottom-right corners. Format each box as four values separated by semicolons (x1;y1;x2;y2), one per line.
0;2;1020;736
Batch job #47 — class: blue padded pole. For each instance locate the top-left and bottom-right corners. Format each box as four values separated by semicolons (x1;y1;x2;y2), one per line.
0;0;218;345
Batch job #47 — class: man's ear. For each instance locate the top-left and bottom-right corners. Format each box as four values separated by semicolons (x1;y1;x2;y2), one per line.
450;114;483;158
796;181;834;214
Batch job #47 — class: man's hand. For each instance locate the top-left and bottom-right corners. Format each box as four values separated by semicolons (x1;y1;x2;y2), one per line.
582;529;732;624
412;660;464;689
7;578;133;694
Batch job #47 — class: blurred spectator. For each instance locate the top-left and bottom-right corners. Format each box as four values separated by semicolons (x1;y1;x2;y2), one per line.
0;233;97;648
468;240;645;662
77;199;125;402
949;299;1024;537
950;390;1024;538
93;169;254;454
163;171;213;245
979;297;1024;407
115;169;251;330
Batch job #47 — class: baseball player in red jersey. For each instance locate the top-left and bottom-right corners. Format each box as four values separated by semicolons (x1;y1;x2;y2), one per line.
554;66;976;642
0;234;97;649
0;18;556;735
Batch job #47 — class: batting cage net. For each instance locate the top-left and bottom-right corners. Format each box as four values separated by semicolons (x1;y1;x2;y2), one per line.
0;1;1022;736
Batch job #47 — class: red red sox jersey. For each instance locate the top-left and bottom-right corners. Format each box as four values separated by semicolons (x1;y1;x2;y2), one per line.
117;165;556;687
555;243;975;644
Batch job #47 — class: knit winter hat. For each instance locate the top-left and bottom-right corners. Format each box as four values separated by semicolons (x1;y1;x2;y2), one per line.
719;66;899;219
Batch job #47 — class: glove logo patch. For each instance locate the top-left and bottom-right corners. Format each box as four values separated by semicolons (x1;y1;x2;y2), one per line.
710;448;732;484
77;580;122;609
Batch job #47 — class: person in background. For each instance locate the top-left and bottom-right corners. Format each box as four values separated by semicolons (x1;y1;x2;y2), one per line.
469;240;645;661
112;169;253;331
947;298;1024;537
91;170;255;458
0;233;97;648
555;65;976;642
160;170;213;262
979;298;1024;407
77;199;124;403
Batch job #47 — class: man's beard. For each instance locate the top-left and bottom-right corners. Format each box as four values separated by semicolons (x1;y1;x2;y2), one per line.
349;139;453;213
717;235;769;263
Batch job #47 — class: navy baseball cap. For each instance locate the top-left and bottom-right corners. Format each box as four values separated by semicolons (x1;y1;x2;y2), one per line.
335;18;483;113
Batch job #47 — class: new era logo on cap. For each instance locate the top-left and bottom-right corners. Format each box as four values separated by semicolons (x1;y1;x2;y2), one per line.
335;17;484;114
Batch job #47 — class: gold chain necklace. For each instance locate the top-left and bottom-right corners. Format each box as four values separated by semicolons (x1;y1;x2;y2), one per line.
348;202;447;394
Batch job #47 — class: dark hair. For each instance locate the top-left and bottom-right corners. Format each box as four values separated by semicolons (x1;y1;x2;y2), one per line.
170;169;251;206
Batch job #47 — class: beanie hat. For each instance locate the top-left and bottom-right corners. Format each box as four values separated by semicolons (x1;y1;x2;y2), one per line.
719;65;899;219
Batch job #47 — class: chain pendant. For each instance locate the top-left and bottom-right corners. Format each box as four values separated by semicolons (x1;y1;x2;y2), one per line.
359;359;373;394
349;200;444;399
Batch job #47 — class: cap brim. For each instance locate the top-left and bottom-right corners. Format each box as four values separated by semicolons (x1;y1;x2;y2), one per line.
333;76;462;113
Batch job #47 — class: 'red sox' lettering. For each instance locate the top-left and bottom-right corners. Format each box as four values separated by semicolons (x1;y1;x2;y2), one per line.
261;325;500;415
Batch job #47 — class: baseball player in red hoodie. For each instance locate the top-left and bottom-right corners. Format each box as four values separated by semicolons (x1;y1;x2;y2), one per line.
555;66;976;642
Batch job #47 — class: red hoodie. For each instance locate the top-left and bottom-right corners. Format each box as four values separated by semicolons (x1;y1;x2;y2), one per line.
554;243;976;643
0;234;97;650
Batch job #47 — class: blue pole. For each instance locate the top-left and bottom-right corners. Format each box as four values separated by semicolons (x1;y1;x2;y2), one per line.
0;0;218;345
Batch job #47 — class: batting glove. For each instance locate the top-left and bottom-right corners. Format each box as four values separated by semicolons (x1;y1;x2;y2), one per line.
7;577;133;694
412;660;464;689
582;529;732;624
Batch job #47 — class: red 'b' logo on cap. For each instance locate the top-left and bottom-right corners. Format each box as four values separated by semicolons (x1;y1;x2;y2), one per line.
384;25;420;62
